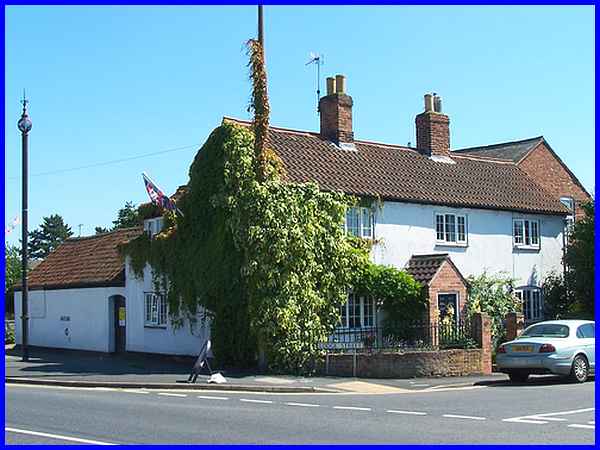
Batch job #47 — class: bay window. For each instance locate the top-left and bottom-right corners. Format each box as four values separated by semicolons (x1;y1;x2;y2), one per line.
339;293;375;329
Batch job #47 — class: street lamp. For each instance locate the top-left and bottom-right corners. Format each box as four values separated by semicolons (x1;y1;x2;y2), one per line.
17;93;32;362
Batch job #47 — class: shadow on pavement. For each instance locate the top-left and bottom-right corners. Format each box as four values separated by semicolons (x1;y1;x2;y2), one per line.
475;374;595;387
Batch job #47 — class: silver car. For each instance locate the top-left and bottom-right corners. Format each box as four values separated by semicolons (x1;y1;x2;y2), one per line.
496;320;595;383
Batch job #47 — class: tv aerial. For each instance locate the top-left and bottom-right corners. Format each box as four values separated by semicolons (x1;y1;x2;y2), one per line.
306;52;324;114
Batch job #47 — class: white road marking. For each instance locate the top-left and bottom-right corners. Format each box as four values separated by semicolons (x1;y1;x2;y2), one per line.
568;424;595;430
333;406;372;411
92;387;118;392
503;419;548;424
412;384;430;387
285;402;320;408
122;389;150;394
588;421;595;425
5;427;115;445
387;410;427;416
240;399;273;404
157;392;187;397
503;407;595;425
197;395;229;401
443;414;486;421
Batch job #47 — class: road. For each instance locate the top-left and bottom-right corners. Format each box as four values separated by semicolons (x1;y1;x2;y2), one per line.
4;378;595;444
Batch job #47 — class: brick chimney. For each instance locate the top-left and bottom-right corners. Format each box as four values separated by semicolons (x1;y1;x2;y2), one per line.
319;74;354;144
415;93;450;156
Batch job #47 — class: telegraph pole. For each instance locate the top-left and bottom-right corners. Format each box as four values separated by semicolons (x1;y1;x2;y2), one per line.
258;5;264;48
17;93;32;362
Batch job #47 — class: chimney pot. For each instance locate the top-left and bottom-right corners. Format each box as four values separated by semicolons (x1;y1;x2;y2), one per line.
326;77;336;96
424;94;434;112
335;74;346;94
433;94;442;113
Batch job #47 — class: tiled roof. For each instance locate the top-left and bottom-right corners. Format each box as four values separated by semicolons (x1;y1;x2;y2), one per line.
451;136;544;162
16;227;143;291
405;253;461;286
224;118;567;216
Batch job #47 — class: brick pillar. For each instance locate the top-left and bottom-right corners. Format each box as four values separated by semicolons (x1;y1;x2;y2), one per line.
505;312;525;341
471;312;492;375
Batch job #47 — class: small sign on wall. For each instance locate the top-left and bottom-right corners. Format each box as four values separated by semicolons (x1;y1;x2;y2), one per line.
118;307;126;326
60;316;70;321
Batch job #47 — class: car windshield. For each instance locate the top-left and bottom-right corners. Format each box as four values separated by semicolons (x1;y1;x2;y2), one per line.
520;324;570;338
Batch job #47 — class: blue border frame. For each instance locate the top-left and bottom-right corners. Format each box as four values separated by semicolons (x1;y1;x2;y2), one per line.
1;2;597;448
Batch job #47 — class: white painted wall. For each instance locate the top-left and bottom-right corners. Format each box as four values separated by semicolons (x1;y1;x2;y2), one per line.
124;258;210;356
13;287;124;353
372;201;565;288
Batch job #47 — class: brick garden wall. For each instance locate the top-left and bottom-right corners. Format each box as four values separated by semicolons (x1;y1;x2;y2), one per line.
321;348;484;378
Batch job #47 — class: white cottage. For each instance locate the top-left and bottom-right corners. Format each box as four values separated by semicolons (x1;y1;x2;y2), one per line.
15;75;586;355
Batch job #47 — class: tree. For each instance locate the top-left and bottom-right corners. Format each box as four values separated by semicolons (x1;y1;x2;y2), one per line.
5;244;22;315
28;214;73;260
564;200;594;318
466;272;521;349
544;200;595;320
112;201;141;229
95;226;109;235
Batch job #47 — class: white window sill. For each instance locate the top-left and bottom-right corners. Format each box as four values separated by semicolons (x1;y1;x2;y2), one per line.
514;245;541;251
435;241;468;248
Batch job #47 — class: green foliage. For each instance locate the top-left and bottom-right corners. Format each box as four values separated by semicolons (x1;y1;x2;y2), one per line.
5;244;22;314
122;123;366;372
28;214;73;259
542;272;570;319
466;272;521;348
564;200;594;319
112;201;141;229
352;262;426;327
95;226;109;235
542;201;595;320
5;321;15;344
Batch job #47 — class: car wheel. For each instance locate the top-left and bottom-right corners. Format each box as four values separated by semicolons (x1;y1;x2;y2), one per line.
569;355;589;383
508;371;529;383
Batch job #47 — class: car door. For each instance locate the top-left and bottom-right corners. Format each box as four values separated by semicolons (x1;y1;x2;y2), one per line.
576;323;595;371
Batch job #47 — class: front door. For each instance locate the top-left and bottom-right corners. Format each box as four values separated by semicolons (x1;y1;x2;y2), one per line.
114;296;126;353
438;293;458;325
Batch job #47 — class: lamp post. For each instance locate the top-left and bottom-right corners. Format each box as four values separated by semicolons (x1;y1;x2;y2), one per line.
17;94;32;362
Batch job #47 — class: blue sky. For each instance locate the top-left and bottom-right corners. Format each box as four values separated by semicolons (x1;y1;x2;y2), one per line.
4;5;595;244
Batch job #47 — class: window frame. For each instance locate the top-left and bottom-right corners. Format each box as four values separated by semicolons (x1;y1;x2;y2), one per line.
513;219;541;249
338;293;376;330
515;287;543;322
435;212;468;246
344;207;374;239
144;217;165;238
560;197;575;244
144;292;167;328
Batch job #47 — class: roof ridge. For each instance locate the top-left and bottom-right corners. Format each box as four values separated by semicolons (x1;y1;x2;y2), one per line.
452;136;544;153
410;253;449;259
66;226;142;242
223;116;322;138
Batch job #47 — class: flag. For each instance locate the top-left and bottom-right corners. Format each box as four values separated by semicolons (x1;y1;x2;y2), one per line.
142;172;183;216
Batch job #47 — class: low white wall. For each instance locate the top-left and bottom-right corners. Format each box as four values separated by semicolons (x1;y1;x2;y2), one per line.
372;201;564;288
13;287;124;353
124;260;210;357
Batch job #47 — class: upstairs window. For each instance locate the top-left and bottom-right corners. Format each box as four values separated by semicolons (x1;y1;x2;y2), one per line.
144;292;167;327
435;213;467;245
345;207;373;239
560;197;575;243
144;217;164;237
513;219;540;249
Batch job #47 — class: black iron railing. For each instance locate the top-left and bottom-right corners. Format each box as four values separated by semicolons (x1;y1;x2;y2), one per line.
320;320;477;353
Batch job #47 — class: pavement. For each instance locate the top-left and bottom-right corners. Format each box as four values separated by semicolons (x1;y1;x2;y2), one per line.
5;345;508;393
4;376;595;444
